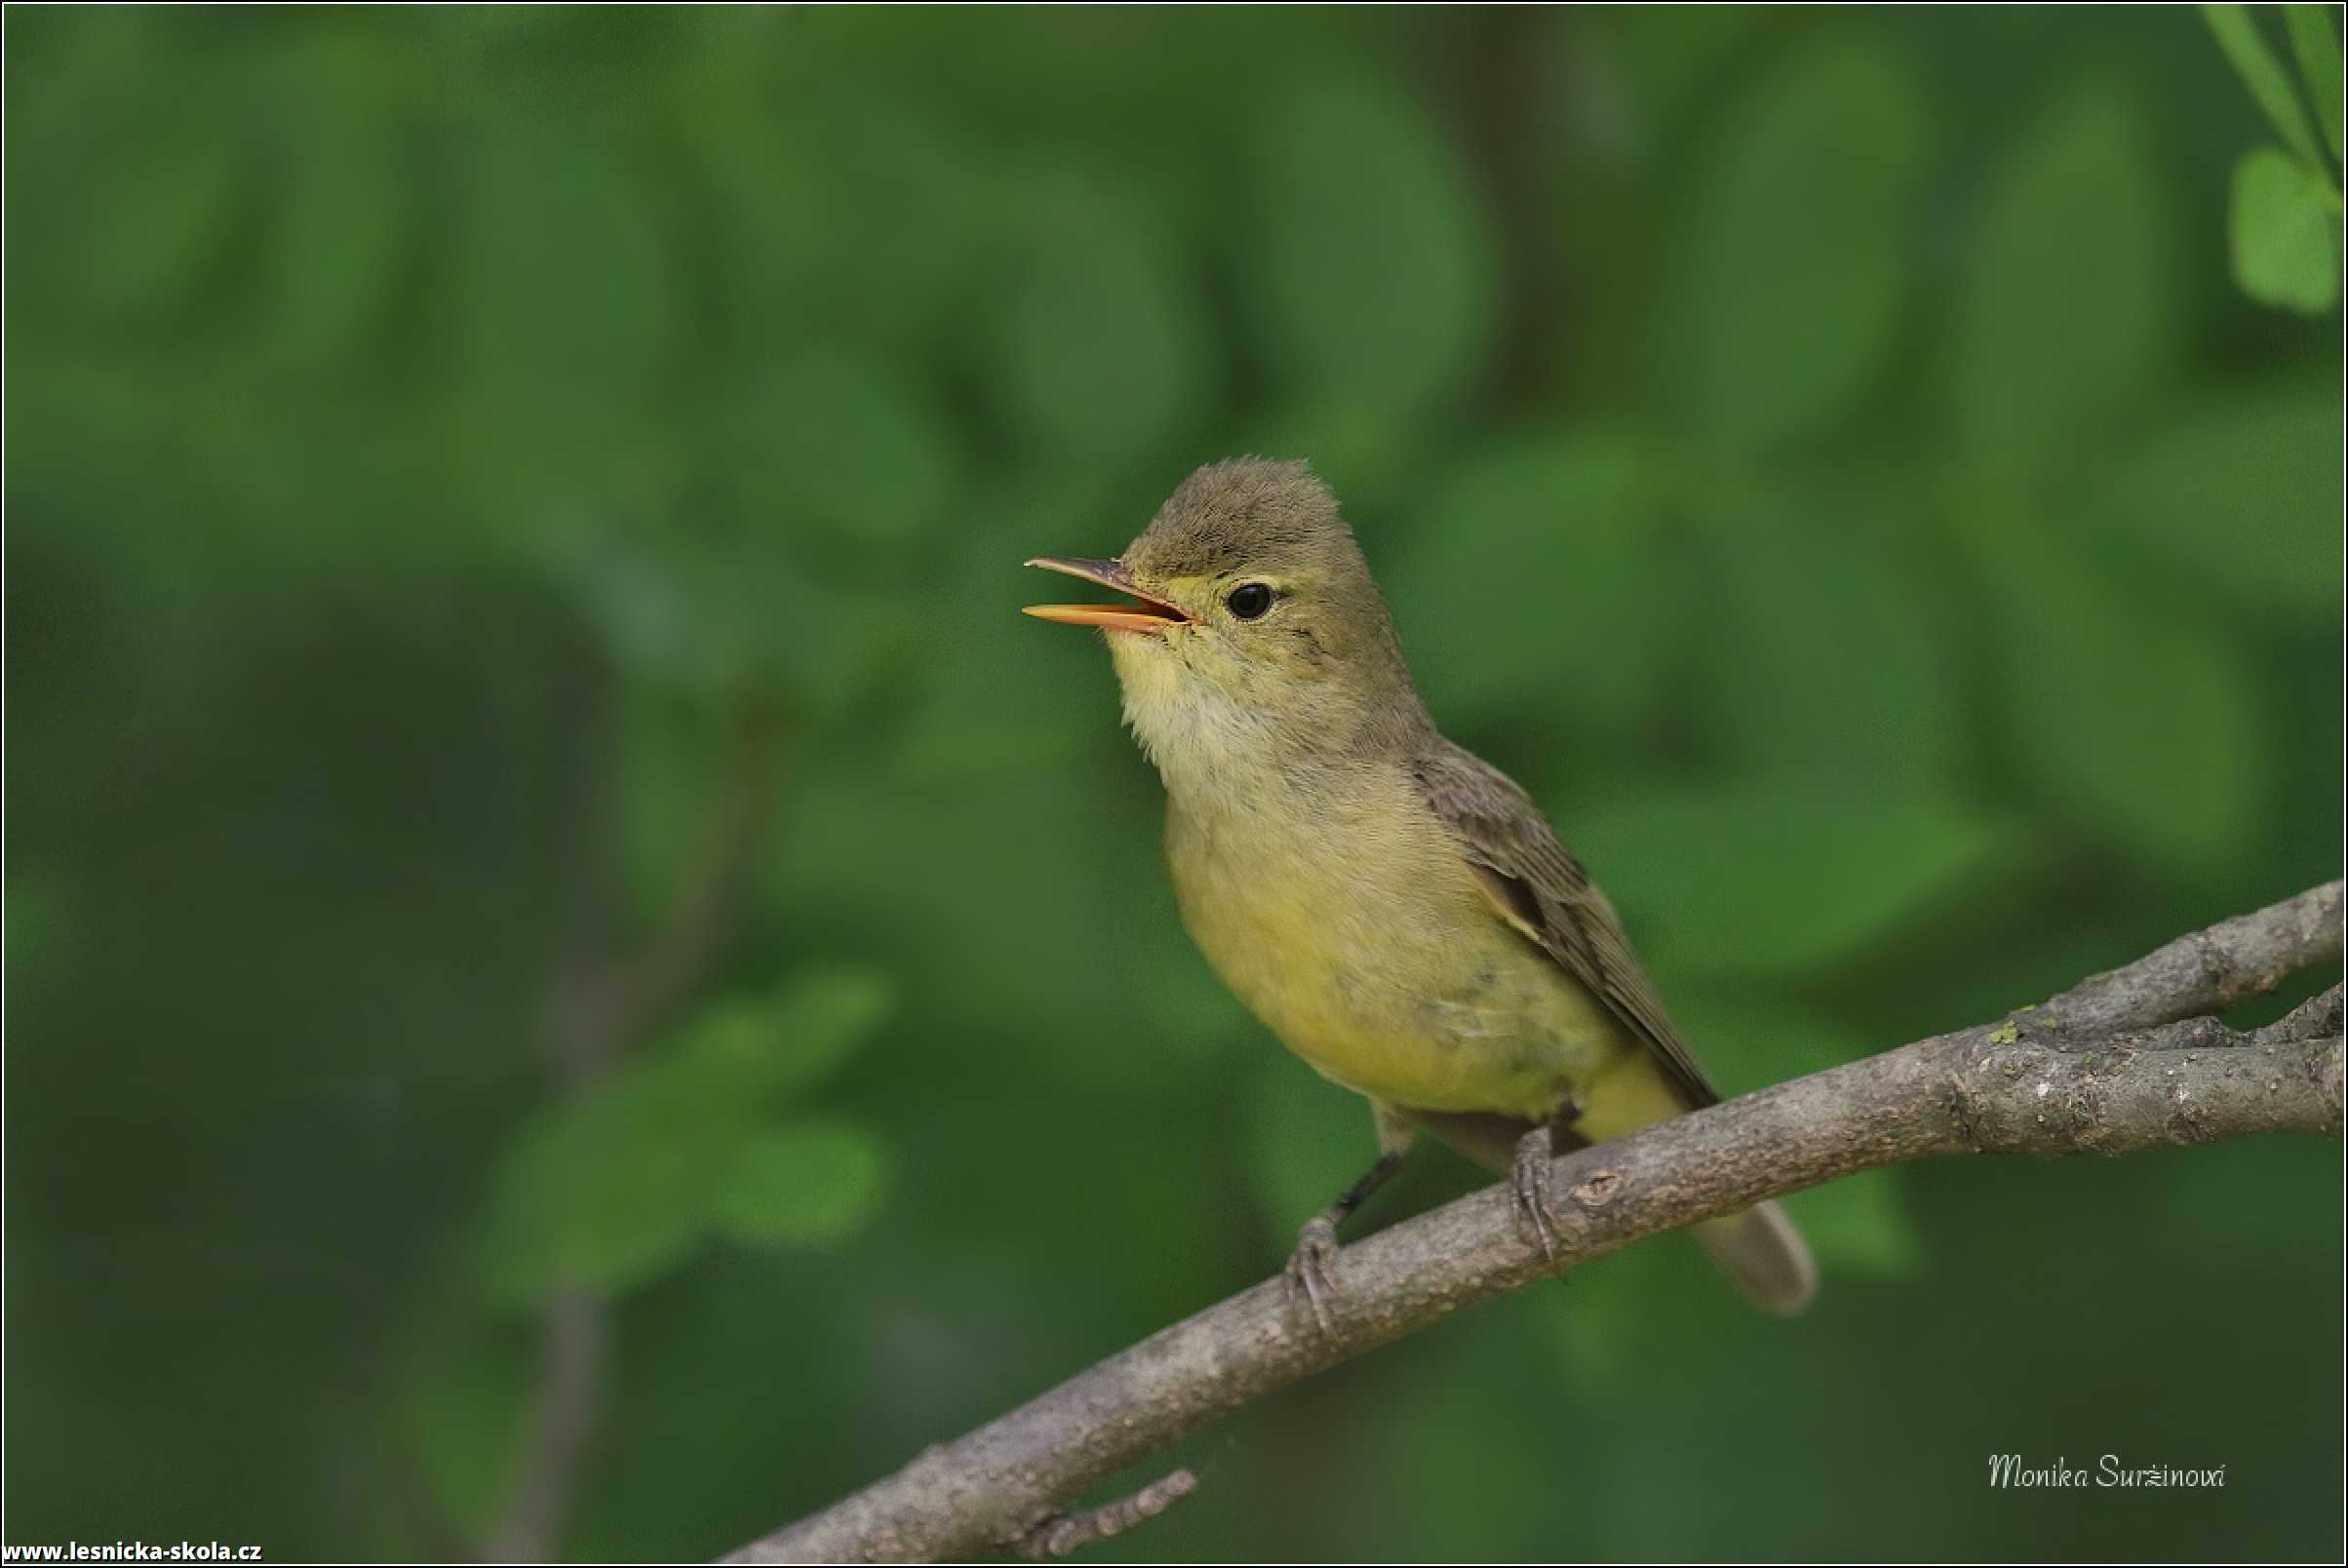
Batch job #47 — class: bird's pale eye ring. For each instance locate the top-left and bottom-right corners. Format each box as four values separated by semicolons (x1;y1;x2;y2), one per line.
1226;582;1274;620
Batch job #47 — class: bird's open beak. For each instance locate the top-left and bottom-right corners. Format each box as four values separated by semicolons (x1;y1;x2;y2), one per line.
1022;557;1195;635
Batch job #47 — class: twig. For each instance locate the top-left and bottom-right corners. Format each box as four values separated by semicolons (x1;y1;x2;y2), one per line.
482;1289;610;1563
483;686;785;1562
2267;981;2344;1042
723;882;2343;1564
1007;1470;1201;1560
2033;881;2342;1032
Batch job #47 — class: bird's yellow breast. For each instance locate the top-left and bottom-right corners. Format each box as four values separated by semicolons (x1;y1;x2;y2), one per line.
1164;762;1627;1122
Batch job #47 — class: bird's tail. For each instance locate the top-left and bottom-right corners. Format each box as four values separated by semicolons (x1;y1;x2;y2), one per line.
1693;1199;1816;1315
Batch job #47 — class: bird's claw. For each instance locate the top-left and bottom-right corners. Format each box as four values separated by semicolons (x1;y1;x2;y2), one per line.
1511;1128;1562;1265
1284;1213;1342;1336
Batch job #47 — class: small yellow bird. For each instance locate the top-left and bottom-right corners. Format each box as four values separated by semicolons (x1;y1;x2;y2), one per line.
1025;457;1814;1323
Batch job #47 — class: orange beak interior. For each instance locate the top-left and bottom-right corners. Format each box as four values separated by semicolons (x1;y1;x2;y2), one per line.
1022;557;1195;635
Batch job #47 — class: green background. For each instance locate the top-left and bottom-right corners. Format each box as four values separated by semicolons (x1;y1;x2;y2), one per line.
6;6;2342;1561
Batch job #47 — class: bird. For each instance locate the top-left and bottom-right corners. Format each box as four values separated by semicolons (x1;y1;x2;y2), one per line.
1022;456;1815;1327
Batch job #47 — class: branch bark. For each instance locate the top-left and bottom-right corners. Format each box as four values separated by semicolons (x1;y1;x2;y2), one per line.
726;882;2344;1565
1005;1470;1200;1560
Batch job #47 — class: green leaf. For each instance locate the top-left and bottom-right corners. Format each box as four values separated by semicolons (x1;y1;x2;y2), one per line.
1655;34;1932;451
2205;4;2325;166
399;1291;535;1536
1569;785;2017;979
767;759;1154;1047
447;105;678;537
46;83;243;326
1943;78;2180;475
570;348;958;692
674;968;897;1103
475;967;892;1303
891;477;1111;784
2228;147;2341;312
1691;484;1963;792
452;111;674;396
704;86;981;360
477;1055;748;1305
708;1119;890;1247
1981;529;2269;874
2090;380;2342;621
971;165;1214;466
1386;428;1669;735
2285;4;2346;161
1235;400;1428;510
563;517;914;702
713;348;956;549
257;40;406;369
1238;69;1498;418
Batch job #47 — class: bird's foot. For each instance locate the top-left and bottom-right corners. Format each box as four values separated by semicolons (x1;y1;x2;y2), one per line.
1283;1213;1342;1337
1511;1127;1562;1265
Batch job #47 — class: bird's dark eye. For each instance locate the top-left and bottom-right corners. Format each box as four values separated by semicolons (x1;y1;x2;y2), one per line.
1227;582;1274;620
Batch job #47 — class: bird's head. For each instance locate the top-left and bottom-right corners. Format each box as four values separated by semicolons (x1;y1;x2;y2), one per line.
1025;457;1427;777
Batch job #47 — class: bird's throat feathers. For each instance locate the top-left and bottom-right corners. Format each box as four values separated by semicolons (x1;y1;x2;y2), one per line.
1109;628;1285;799
1107;621;1430;806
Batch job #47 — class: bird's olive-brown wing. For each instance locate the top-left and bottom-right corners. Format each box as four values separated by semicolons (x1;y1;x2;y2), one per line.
1410;742;1718;1111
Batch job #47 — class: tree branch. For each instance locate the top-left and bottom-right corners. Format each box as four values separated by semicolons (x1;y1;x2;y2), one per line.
725;882;2343;1565
1005;1470;1199;1560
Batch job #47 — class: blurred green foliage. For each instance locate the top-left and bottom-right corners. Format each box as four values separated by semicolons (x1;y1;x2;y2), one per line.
478;970;894;1305
5;7;2341;1562
2207;4;2345;309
